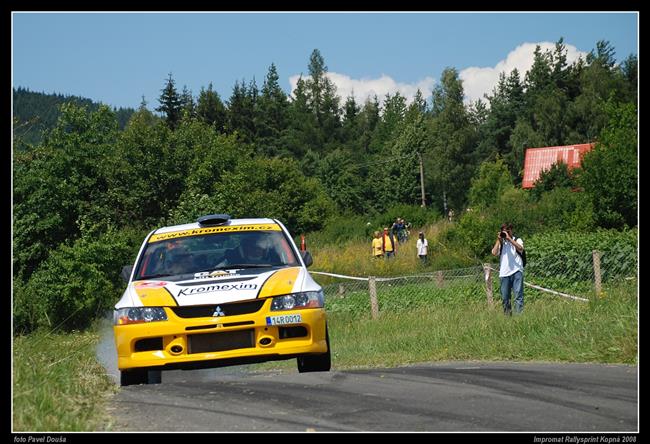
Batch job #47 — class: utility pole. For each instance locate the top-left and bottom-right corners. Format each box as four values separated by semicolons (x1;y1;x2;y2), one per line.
417;151;426;207
443;190;447;218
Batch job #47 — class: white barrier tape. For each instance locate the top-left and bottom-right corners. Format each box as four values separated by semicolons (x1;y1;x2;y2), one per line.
311;271;481;282
310;271;403;282
313;270;589;302
524;282;590;302
486;265;589;302
310;271;369;281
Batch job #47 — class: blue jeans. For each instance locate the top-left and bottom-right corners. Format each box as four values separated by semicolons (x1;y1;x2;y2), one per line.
500;271;524;315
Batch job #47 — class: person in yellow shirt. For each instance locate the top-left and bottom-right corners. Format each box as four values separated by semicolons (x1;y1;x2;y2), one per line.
371;231;383;258
382;227;397;259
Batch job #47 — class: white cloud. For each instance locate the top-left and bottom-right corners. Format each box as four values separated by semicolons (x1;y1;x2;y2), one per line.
288;72;435;106
286;41;588;109
459;42;588;104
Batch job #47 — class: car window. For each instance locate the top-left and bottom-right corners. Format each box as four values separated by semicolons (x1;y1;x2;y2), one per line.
135;229;299;280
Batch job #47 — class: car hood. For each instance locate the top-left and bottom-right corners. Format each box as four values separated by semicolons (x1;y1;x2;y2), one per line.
117;266;318;308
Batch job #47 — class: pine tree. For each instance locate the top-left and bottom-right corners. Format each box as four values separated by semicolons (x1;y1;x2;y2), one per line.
197;83;227;132
304;49;341;150
180;85;196;119
156;73;182;130
226;79;258;143
284;75;318;157
257;63;289;156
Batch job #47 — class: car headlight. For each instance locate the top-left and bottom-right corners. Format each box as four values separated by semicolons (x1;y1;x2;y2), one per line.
114;307;167;325
270;290;324;311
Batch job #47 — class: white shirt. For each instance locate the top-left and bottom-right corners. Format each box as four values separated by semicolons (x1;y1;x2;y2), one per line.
499;237;524;277
416;238;428;256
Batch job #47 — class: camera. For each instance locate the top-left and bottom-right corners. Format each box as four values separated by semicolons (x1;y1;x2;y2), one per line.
500;231;507;239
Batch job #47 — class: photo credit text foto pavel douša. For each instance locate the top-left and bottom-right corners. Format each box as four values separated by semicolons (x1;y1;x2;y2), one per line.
13;436;67;443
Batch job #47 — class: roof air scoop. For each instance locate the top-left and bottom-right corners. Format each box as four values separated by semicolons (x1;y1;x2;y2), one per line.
197;214;231;226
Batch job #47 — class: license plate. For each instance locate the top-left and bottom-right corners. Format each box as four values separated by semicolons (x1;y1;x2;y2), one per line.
266;314;302;326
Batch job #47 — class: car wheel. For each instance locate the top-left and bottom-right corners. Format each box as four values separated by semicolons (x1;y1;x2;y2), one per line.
120;369;162;386
120;369;147;386
147;370;162;384
297;326;331;373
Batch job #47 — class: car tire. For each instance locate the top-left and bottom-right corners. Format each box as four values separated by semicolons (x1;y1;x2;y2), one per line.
147;370;162;384
120;369;162;386
120;369;147;386
297;326;331;373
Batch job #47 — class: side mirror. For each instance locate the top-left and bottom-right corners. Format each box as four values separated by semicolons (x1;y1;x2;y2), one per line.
300;250;313;268
120;264;133;283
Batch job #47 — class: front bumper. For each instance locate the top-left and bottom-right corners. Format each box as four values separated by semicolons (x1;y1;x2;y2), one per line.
113;298;327;371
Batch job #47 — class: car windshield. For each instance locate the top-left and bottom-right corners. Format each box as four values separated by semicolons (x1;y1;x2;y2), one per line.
135;229;299;280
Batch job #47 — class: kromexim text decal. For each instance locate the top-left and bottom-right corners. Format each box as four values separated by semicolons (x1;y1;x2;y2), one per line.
149;224;280;243
176;282;259;297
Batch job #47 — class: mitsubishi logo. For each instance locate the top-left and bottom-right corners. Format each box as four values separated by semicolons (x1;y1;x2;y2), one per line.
212;306;225;317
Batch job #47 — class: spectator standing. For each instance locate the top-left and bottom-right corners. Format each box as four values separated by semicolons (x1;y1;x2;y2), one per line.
391;218;400;239
416;231;428;265
371;231;384;259
382;227;397;259
403;218;411;240
491;222;525;315
395;218;405;243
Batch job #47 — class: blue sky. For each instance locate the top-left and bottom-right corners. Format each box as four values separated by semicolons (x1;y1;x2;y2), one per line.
12;12;638;110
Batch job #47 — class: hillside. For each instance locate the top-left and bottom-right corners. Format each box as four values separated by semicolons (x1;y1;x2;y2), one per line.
12;87;135;146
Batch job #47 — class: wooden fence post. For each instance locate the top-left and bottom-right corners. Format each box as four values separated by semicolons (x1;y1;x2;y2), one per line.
593;250;602;297
436;270;444;287
368;276;379;320
338;283;346;298
483;264;494;307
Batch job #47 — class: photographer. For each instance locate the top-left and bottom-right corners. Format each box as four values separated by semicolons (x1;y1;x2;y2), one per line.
491;222;525;315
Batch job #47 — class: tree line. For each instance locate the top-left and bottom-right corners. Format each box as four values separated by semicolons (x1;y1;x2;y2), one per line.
13;87;135;145
13;39;637;333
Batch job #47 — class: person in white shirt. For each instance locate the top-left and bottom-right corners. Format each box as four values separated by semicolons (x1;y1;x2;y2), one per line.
491;222;525;315
416;231;428;265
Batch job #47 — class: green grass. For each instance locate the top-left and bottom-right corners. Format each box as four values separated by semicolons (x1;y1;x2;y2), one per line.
329;278;637;367
13;326;117;431
254;277;637;373
12;268;637;431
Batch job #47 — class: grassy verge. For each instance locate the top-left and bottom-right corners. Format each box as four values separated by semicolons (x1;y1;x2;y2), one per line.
13;326;117;431
256;277;637;372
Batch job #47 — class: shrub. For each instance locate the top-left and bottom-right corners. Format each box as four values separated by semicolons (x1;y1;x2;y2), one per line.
534;188;595;232
468;157;514;209
530;162;576;201
444;209;502;260
15;228;145;333
304;214;373;247
374;203;440;232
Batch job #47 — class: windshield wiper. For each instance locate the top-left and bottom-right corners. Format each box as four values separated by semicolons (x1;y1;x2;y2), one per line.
137;273;173;280
211;264;276;270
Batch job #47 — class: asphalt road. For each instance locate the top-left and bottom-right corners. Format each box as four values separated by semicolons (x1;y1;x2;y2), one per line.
108;361;637;432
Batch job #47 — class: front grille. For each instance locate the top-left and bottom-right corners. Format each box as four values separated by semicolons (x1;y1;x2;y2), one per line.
188;329;255;354
170;299;265;318
134;337;163;352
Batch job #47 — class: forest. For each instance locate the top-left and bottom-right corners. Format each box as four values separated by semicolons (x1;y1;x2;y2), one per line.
12;38;637;333
13;87;135;145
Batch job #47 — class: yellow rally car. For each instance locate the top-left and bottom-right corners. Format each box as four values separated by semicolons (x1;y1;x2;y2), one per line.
114;214;330;386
